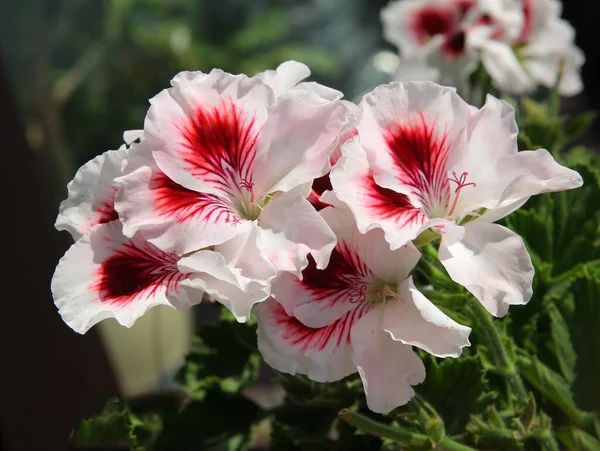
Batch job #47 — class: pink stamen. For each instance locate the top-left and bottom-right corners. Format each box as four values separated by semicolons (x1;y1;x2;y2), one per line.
447;171;476;216
347;285;384;304
239;179;255;203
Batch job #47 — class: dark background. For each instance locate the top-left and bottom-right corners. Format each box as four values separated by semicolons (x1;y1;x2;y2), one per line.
0;1;596;449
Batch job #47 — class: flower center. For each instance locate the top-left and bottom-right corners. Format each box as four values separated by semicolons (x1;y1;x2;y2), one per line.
347;279;399;305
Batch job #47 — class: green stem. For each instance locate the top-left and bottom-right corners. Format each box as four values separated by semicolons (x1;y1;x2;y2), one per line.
338;410;477;451
469;299;528;402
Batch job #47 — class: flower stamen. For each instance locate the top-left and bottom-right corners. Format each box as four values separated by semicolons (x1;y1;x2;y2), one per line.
447;171;476;217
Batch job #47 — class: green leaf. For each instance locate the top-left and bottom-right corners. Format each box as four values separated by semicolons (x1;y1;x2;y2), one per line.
549;306;576;384
517;355;589;429
229;8;288;52
556;426;600;451
566;276;600;412
176;310;261;397
154;388;262;451
71;398;161;449
565;111;597;142
416;355;495;435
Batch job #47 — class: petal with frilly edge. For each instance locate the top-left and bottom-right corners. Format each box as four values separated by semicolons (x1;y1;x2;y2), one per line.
255;60;311;97
255;298;370;382
250;89;347;196
56;147;128;241
382;276;471;357
115;164;250;255
256;192;336;276
351;306;426;414
439;221;534;317
330;139;428;249
51;221;194;334
177;249;270;322
147;70;272;197
477;149;582;223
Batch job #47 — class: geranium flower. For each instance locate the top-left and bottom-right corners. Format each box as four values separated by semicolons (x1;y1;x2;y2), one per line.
381;0;480;90
471;0;584;95
256;205;471;413
330;81;583;316
115;61;346;278
52;133;274;333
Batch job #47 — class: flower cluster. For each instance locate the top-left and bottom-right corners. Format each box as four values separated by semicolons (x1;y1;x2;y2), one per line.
52;61;582;413
382;0;584;96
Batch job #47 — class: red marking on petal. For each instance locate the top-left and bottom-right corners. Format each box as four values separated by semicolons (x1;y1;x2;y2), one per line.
442;31;466;58
307;189;332;212
364;172;426;227
384;114;451;214
94;188;119;226
272;300;371;352
179;100;260;197
90;239;184;305
312;174;333;196
519;0;533;42
299;240;374;310
153;171;240;225
97;200;119;224
411;6;454;43
454;0;474;16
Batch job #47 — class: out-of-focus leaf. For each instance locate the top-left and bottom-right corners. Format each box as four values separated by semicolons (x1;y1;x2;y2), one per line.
175;313;261;397
565;111;597;142
154;388;261;451
556;426;600;451
229;8;288;52
72;398;161;449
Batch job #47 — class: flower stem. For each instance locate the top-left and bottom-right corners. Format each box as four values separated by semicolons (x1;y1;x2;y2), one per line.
338;409;477;451
468;299;528;402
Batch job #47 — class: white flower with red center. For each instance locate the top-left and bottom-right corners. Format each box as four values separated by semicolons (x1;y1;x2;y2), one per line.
52;133;274;333
256;205;471;413
115;61;346;281
381;0;480;89
470;0;584;95
331;81;583;317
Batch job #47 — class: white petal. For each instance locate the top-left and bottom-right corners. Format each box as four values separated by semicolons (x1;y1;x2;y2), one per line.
177;250;270;322
477;40;535;95
255;60;311;97
382;277;471;357
256;298;368;382
251;89;347;196
494;149;583;208
51;221;189;334
439;222;534;317
148;70;272;197
351;306;426;414
56;148;128;240
115;165;250;254
257;193;336;276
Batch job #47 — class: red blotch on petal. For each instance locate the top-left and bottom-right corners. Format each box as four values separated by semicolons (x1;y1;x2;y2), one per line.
411;6;454;43
442;31;466;58
519;0;533;42
90;239;184;305
179;100;260;196
272;300;371;352
363;172;426;227
384;114;451;212
153;171;239;225
300;241;374;309
96;200;119;224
